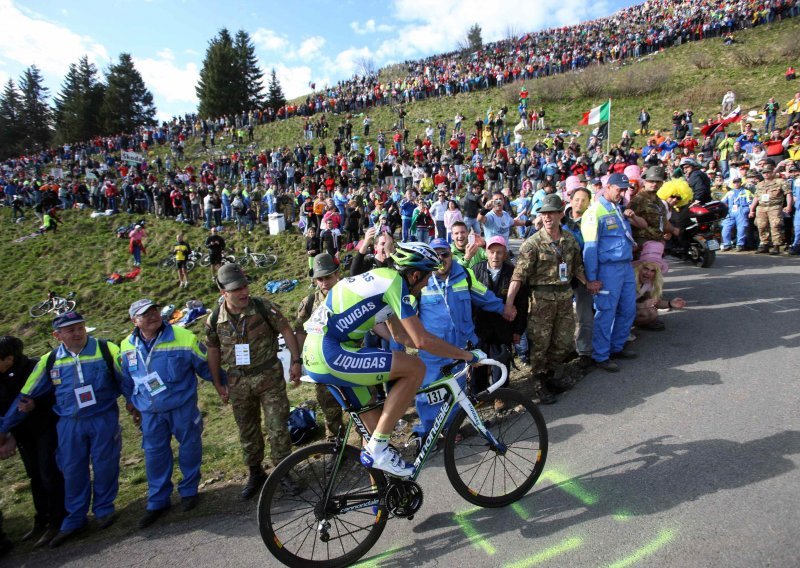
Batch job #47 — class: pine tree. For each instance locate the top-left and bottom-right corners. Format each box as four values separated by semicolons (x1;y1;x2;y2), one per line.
196;28;243;117
467;24;483;51
266;68;286;111
100;53;156;134
234;30;265;108
18;65;52;152
0;79;24;158
54;55;105;144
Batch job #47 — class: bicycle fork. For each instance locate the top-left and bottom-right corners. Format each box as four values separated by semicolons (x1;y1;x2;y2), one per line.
453;382;508;454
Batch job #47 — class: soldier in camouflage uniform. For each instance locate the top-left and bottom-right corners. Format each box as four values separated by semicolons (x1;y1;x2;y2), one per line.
629;166;680;247
748;163;794;254
293;254;344;440
206;263;303;499
505;194;586;401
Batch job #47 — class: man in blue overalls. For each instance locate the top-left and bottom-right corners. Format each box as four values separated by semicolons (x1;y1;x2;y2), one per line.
119;299;216;529
0;312;122;548
720;177;754;251
581;174;638;372
787;163;800;255
411;238;510;444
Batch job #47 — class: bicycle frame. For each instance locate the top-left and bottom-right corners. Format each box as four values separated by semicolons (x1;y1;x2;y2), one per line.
307;359;508;512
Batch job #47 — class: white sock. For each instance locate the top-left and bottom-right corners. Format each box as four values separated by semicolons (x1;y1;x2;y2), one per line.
366;432;390;455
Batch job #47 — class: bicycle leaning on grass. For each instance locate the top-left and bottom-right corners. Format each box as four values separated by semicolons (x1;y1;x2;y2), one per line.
29;291;76;318
257;359;548;568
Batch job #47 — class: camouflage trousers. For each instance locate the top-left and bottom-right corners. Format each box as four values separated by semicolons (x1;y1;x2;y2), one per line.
316;383;344;439
755;207;784;247
527;294;576;373
228;366;292;468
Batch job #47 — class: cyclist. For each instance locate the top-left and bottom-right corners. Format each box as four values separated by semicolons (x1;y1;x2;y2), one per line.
302;242;487;477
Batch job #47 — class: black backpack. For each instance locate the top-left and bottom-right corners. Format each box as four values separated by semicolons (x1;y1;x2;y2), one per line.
44;339;115;378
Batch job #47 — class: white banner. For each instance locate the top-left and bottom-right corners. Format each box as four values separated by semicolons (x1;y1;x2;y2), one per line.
121;151;145;164
50;168;64;179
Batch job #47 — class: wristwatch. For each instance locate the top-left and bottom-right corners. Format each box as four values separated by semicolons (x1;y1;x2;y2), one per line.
292;359;303;365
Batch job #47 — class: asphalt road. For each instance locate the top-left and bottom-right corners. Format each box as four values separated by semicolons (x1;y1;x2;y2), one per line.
10;250;800;568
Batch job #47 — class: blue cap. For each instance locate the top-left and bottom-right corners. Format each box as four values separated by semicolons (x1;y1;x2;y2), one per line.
53;311;85;329
607;173;630;188
429;238;450;250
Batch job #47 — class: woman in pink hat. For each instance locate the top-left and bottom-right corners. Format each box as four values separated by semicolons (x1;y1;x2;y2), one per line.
633;241;685;331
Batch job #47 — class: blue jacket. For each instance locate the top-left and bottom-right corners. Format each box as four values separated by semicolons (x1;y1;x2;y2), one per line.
418;262;504;353
0;337;122;433
581;195;634;281
119;324;213;413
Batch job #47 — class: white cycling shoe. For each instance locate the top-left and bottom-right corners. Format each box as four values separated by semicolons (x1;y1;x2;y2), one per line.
360;446;414;478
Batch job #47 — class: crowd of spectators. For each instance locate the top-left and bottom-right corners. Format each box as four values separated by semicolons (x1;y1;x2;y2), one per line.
1;0;800;556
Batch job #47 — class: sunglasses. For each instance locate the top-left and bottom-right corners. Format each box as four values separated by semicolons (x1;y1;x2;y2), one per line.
437;251;452;259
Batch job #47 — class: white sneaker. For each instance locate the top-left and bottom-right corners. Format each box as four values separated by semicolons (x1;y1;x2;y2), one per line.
360;446;414;477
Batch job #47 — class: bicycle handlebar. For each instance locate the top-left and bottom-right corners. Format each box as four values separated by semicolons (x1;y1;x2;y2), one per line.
480;359;508;394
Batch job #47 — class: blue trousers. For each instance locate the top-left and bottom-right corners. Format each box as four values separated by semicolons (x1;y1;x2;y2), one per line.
413;356;464;438
722;213;749;247
401;217;412;241
592;262;636;362
793;208;800;248
56;411;121;531
140;401;203;510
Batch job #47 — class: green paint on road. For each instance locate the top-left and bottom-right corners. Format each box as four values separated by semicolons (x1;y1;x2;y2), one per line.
606;529;676;568
504;536;584;568
511;502;528;519
352;543;407;567
542;469;598;505
454;507;496;555
612;509;633;521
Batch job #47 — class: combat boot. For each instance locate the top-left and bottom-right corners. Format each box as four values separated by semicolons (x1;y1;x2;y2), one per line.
241;465;268;500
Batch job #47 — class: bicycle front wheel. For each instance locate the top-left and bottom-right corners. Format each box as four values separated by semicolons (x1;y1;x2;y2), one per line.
443;387;548;507
199;254;211;267
258;443;388;568
158;258;174;270
256;254;278;268
29;301;52;318
185;260;196;272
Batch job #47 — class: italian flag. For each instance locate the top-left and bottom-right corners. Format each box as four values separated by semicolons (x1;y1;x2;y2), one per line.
580;100;610;125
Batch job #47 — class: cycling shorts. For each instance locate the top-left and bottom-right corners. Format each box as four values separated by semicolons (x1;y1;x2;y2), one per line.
303;333;393;409
176;260;187;269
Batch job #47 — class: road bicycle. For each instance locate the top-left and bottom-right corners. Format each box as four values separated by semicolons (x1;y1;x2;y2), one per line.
200;246;277;269
237;246;278;268
257;359;548;567
29;291;76;318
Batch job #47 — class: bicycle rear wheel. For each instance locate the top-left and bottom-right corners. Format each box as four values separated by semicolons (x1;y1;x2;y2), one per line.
199;254;211;267
56;300;76;314
443;387;548;507
258;443;387;568
158;258;175;270
185;260;196;272
29;300;52;318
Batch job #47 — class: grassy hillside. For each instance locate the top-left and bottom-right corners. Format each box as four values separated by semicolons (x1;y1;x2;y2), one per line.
0;16;798;548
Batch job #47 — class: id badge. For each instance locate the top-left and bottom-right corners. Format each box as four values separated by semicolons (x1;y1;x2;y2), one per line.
732;205;739;213
235;343;251;366
126;351;138;371
74;384;97;409
559;262;568;282
143;372;167;396
762;193;770;201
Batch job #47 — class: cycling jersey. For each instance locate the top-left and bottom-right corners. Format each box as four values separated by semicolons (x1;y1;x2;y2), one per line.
174;241;190;261
304;267;417;345
302;267;417;392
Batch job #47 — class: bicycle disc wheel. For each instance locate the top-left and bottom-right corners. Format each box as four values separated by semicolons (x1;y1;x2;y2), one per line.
56;300;76;314
443;387;548;507
29;300;51;318
258;443;388;568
